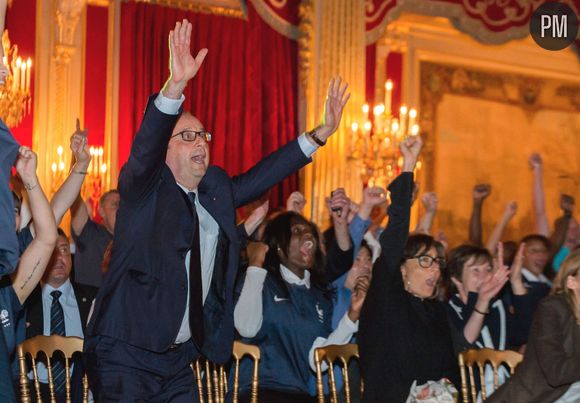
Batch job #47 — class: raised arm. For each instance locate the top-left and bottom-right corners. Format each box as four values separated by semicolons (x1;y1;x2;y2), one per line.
529;153;550;237
415;192;438;235
234;242;269;338
550;194;575;257
321;189;355;282
452;245;511;344
328;188;352;252
49;120;91;226
286;191;306;214
118;19;207;202
376;136;422;275
232;77;350;207
486;201;517;253
469;184;491;246
11;147;58;304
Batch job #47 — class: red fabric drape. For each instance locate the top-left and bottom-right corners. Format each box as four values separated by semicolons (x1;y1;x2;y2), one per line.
84;5;108;147
118;2;298;209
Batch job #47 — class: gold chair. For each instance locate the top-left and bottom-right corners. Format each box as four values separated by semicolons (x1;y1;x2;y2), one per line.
458;348;523;402
192;341;261;403
314;343;362;403
17;335;89;403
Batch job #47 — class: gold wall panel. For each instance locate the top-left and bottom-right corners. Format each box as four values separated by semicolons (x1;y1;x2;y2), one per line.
420;61;580;246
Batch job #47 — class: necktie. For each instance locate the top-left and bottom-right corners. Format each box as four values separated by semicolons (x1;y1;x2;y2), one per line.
50;290;66;393
187;192;204;348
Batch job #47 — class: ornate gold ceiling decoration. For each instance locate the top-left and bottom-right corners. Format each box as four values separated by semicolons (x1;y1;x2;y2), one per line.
127;0;247;19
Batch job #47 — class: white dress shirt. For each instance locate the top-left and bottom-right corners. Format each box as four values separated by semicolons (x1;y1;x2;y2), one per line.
521;267;552;286
31;279;84;383
154;92;320;344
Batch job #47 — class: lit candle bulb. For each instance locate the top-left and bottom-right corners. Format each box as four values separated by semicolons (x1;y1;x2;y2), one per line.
409;108;417;131
385;80;393;115
59;161;65;171
25;58;31;92
57;145;63;156
391;119;399;135
14;58;21;90
411;124;420;136
362;104;369;121
101;163;107;174
373;104;385;133
51;163;57;173
20;62;26;91
351;122;359;133
363;121;372;133
399;105;408;137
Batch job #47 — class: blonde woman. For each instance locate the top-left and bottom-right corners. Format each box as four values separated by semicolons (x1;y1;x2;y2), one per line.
488;249;580;402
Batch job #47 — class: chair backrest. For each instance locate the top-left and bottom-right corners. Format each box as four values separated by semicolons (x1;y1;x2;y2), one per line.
458;348;523;402
192;341;261;403
17;335;89;403
314;343;362;403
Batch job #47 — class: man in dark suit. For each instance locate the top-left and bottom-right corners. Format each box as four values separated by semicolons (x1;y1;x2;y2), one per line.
83;18;350;401
24;228;97;402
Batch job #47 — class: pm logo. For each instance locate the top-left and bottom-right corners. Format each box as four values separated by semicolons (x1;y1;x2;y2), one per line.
530;3;578;51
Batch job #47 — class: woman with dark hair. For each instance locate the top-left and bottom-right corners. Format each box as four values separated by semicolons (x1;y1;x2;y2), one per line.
487;249;580;403
359;135;465;403
233;198;366;403
446;243;533;396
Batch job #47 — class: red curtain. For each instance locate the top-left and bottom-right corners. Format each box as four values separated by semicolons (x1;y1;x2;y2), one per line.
118;2;298;209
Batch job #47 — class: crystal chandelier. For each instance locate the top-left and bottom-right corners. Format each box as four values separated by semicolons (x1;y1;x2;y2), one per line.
0;30;32;128
349;79;421;188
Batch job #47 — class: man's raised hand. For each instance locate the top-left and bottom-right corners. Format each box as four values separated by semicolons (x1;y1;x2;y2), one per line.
317;77;350;142
70;118;90;165
165;19;208;99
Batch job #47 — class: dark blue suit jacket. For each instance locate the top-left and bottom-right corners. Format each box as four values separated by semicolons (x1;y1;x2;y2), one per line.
86;96;310;364
0;119;19;277
0;119;19;403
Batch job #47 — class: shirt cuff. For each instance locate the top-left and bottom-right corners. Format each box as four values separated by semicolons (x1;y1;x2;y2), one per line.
333;312;358;339
246;266;268;281
297;133;318;158
154;92;185;115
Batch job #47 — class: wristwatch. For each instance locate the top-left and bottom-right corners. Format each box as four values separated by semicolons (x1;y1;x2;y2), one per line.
306;127;326;147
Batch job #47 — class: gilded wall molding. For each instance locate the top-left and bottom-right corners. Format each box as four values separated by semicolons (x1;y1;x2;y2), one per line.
251;0;301;38
127;0;247;19
419;60;580;191
365;0;580;45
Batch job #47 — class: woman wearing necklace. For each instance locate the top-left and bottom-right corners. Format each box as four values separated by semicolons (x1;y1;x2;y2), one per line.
359;135;468;403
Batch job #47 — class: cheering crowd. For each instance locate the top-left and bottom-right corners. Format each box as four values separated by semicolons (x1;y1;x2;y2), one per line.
1;17;579;403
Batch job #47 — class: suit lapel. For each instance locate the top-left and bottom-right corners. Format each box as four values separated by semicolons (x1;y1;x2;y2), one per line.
198;168;237;242
71;283;92;330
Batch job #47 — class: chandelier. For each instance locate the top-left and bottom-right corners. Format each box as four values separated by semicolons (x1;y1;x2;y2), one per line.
0;30;32;128
50;143;108;219
349;79;421;188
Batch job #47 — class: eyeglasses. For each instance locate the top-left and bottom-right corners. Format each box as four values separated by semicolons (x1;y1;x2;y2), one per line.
171;130;212;143
410;255;446;269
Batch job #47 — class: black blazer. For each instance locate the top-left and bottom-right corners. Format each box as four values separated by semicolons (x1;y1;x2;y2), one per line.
87;96;311;364
25;282;98;338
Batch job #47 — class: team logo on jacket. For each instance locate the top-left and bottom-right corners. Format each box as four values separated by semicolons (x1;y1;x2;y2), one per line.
0;309;9;328
315;303;324;323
